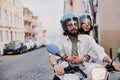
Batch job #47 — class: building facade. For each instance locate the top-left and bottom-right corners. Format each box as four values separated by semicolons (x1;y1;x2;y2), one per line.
23;7;42;41
64;0;120;55
0;0;24;55
64;0;94;15
34;22;43;41
97;0;120;54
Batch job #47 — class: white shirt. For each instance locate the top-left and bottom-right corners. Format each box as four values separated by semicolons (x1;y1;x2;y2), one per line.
55;34;107;62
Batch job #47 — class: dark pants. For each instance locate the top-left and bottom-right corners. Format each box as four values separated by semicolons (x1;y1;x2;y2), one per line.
53;75;60;80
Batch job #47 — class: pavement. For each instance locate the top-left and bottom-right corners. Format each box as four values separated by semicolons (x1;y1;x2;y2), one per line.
108;72;120;80
0;47;120;80
107;58;120;80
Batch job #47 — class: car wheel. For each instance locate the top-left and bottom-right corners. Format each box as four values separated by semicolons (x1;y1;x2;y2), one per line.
16;49;19;54
4;52;7;55
19;49;23;54
25;47;28;53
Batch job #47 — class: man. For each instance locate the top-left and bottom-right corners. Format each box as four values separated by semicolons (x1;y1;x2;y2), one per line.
49;13;120;80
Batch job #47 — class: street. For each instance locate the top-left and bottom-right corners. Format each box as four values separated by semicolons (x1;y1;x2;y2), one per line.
0;47;54;80
0;47;120;80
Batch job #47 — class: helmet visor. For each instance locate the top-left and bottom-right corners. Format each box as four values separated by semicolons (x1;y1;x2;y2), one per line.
81;15;87;24
66;17;78;28
80;15;91;26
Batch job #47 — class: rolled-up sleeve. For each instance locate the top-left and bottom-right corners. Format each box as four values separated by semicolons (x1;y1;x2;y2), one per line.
95;44;107;62
88;37;107;62
55;38;66;56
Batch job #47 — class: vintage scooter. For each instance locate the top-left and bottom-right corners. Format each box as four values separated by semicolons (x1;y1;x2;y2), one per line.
46;44;116;80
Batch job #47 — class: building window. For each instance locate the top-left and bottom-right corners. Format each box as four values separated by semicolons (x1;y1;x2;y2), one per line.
15;0;19;7
11;31;13;41
10;12;12;27
12;14;14;27
0;30;3;42
13;0;15;5
0;8;1;25
70;0;73;6
13;14;15;27
4;9;7;26
15;32;17;39
14;14;17;27
7;0;11;3
6;31;8;40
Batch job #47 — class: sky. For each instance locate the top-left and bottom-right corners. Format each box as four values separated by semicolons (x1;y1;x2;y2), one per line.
22;0;64;40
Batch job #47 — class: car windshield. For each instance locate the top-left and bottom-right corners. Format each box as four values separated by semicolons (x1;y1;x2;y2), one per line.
5;41;19;46
9;41;17;45
25;40;29;43
25;40;32;43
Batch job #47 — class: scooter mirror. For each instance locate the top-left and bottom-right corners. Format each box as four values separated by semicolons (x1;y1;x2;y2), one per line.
46;44;60;56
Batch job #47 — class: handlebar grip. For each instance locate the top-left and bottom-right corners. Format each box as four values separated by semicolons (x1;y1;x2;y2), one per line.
79;68;87;78
64;66;87;78
105;64;115;72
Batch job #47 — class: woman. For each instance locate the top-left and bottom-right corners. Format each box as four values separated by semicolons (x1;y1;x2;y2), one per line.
79;13;94;62
79;13;93;35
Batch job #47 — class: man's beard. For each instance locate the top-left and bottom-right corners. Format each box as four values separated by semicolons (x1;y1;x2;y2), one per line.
66;29;79;37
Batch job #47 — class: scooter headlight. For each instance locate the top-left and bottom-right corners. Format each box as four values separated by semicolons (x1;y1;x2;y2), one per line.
90;67;108;80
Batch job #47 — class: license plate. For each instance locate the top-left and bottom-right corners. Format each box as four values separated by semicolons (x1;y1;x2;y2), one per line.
7;52;13;54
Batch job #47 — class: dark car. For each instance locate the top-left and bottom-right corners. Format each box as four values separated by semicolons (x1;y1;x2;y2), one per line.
3;40;27;55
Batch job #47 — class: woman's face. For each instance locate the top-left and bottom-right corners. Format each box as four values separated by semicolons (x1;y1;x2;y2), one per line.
81;18;91;31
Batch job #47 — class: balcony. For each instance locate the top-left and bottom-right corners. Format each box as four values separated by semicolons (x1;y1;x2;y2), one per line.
24;16;32;22
24;26;32;33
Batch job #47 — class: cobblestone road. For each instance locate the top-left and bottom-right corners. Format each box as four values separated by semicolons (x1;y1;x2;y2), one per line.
0;47;120;80
0;47;54;80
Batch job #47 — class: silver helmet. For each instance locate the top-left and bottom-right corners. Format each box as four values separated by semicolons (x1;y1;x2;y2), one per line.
79;13;93;27
60;13;80;32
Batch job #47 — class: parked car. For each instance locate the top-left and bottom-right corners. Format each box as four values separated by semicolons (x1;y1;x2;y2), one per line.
33;41;41;49
40;41;47;47
3;40;27;55
25;39;34;50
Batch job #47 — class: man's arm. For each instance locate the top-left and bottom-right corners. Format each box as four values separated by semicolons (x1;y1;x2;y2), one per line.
49;55;58;67
49;55;65;75
88;37;107;62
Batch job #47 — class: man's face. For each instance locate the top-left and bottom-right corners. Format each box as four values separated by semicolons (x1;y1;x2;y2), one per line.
81;18;91;31
66;20;78;36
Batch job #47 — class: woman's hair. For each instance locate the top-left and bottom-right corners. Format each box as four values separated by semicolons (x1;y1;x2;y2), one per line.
79;16;93;35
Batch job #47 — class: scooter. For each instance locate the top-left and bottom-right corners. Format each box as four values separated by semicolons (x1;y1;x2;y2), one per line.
46;44;116;80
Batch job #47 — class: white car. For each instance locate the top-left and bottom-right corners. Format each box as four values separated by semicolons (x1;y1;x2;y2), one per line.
33;41;41;49
40;41;47;47
25;39;34;50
